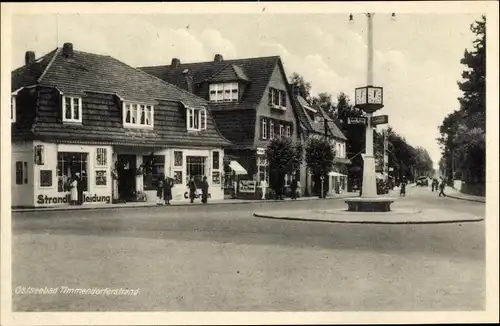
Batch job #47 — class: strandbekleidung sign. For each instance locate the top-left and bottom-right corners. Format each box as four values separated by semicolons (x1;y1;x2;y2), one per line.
37;194;112;205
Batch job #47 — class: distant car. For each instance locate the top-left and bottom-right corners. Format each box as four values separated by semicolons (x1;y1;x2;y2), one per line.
416;176;429;187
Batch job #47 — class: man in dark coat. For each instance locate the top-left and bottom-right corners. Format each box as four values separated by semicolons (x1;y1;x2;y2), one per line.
188;176;197;203
156;176;164;205
438;178;446;197
201;176;209;204
163;177;173;205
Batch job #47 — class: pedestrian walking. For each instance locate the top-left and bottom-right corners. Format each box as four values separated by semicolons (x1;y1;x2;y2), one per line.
76;172;84;205
70;176;78;205
438;178;446;197
163;177;173;205
260;179;268;200
400;180;406;197
290;175;298;200
201;176;209;204
188;176;197;204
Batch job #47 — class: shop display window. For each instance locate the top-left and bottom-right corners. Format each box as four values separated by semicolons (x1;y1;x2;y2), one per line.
57;152;88;192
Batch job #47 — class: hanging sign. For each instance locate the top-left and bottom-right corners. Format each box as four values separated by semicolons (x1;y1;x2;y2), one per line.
347;117;367;125
371;115;389;126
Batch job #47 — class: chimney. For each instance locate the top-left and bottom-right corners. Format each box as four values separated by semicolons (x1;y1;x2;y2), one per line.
62;42;74;58
182;69;194;93
214;54;223;63
171;58;181;68
25;51;36;66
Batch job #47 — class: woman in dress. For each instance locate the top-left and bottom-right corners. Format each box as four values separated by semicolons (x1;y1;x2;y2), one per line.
70;175;78;205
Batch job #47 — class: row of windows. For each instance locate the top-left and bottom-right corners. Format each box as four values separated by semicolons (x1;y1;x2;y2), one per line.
11;95;209;132
260;117;292;140
209;82;238;103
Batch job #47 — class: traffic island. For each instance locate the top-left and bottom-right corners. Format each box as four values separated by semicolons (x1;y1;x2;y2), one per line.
344;197;394;212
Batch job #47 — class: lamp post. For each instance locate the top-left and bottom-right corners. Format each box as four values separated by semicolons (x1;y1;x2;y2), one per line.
350;13;393;198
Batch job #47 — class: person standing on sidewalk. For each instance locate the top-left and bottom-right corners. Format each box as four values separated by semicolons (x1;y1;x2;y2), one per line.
156;177;164;205
290;175;298;200
70;176;78;205
76;173;84;205
188;176;197;204
400;179;406;197
163;177;173;206
201;176;209;204
260;179;268;200
438;178;446;197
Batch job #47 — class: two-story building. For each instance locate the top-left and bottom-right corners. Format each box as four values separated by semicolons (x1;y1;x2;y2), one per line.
291;90;351;196
139;55;298;198
11;43;231;208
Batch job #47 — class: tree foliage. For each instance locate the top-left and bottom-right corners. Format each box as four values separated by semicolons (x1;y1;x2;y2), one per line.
305;137;335;186
438;15;486;184
289;72;312;102
265;137;304;198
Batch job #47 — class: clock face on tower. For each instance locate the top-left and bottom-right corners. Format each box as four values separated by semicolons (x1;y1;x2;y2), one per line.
355;88;367;105
367;87;383;105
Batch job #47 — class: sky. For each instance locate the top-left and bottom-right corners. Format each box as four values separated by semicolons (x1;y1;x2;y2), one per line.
10;12;481;166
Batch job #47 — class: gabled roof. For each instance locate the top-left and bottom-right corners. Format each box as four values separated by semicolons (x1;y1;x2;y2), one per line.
11;47;208;108
292;94;347;141
206;64;250;83
139;56;280;111
11;46;232;148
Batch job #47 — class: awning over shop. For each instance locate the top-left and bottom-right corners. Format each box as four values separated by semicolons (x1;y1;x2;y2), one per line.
229;160;247;175
328;171;347;177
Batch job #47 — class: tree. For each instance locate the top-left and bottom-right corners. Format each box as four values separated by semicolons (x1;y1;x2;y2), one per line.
265;137;304;199
289;72;312;102
305;137;335;197
311;92;333;116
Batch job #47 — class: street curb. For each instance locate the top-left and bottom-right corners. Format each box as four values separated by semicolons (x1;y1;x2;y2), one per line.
445;194;486;203
253;213;484;225
12;194;359;213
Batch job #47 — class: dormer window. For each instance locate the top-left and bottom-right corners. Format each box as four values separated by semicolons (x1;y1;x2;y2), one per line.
187;107;207;131
11;95;16;123
269;88;286;110
123;102;154;128
209;82;238;102
62;96;82;123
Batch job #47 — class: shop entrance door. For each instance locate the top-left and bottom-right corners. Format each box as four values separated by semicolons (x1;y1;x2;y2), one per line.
117;154;137;201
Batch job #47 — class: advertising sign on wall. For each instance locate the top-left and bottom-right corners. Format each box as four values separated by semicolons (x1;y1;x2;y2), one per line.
239;180;256;193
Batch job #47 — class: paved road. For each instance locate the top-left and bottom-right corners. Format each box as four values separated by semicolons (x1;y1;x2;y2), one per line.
12;186;485;311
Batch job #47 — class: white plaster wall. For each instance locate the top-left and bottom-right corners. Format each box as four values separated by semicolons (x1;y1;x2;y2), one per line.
11;141;34;207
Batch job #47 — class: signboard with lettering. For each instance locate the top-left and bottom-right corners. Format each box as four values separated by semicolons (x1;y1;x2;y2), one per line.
347;117;367;125
239;180;257;193
371;115;389;126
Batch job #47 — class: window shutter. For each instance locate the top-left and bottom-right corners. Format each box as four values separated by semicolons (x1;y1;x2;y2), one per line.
203;109;207;130
186;108;191;130
260;117;264;139
268;88;273;106
281;91;286;107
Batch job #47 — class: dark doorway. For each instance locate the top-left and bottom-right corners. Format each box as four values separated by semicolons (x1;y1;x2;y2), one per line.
117;154;137;202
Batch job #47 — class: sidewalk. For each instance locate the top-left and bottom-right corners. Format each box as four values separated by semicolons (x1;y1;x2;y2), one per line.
445;186;486;203
11;192;359;213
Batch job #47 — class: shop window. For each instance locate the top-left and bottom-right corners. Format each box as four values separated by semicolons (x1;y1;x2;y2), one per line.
186;156;206;188
40;170;52;187
142;155;165;191
286;125;292;138
62;96;82;123
57;152;88;192
35;145;45;165
212;151;220;170
123;102;154;128
15;161;28;185
95;170;107;186
212;171;221;185
173;171;183;185
174;151;183;167
187;108;207;131
95;148;107;166
269;120;275;139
